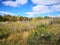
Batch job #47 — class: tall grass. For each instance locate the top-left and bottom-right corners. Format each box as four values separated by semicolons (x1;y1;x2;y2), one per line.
0;18;60;45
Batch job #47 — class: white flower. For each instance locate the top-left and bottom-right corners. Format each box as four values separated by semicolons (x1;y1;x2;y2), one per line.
41;33;45;36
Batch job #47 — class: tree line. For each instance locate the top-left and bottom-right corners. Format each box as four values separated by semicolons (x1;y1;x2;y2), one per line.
0;14;49;22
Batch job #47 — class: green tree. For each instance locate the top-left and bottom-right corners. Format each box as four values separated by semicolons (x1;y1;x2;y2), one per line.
44;16;49;18
0;15;3;21
3;14;12;21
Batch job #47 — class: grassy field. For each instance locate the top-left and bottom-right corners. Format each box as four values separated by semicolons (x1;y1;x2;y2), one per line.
0;18;60;45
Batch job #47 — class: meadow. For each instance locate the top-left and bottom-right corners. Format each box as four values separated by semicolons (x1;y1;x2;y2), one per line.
0;17;60;45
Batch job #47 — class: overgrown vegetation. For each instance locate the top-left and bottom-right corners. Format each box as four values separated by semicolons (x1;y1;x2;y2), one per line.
27;24;55;45
0;15;50;22
0;14;60;45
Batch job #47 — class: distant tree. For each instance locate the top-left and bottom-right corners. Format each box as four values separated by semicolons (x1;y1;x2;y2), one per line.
23;17;29;21
17;16;20;21
3;14;18;21
12;16;17;21
19;16;24;21
36;17;42;20
28;18;32;21
0;15;3;21
44;16;49;18
3;14;12;21
32;18;37;21
0;14;45;21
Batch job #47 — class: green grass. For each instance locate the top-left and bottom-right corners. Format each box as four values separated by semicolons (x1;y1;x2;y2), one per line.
0;19;60;45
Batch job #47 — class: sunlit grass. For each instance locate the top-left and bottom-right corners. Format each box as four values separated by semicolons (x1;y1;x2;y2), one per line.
0;19;60;45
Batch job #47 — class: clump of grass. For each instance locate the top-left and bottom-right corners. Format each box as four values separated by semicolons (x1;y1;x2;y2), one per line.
27;24;57;45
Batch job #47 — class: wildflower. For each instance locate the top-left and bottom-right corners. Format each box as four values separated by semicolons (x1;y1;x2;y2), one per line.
41;33;45;37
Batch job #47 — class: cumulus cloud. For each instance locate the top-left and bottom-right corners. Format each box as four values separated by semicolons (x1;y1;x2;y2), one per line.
25;5;52;16
2;0;28;7
32;4;60;14
26;4;60;17
32;5;52;14
51;4;60;12
2;1;18;7
26;0;60;16
31;0;60;5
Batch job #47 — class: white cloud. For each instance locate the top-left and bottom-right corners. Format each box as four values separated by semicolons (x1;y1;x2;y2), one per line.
25;0;60;17
26;4;60;17
31;0;60;14
26;5;52;16
31;0;60;5
31;0;60;16
0;11;16;15
25;5;51;17
26;12;34;14
26;12;34;17
2;1;18;7
32;5;52;14
2;0;28;7
51;4;60;11
16;0;27;5
31;4;60;14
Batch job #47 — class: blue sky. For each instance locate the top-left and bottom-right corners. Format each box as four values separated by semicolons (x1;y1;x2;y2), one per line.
0;0;60;17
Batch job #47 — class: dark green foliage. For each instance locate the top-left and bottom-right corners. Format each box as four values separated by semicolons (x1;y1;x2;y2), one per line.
0;24;11;40
0;14;33;21
3;15;18;21
0;29;10;39
27;24;56;45
0;15;3;21
0;14;60;22
44;16;49;18
35;17;42;20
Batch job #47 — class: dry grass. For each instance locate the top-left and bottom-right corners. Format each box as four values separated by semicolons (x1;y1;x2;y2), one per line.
0;19;60;45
